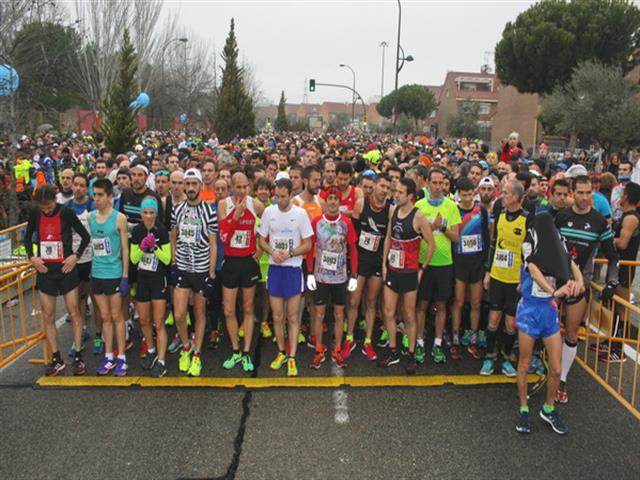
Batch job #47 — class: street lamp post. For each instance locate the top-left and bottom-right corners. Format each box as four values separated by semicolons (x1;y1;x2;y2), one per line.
394;1;414;91
339;63;356;124
160;37;188;130
379;41;388;98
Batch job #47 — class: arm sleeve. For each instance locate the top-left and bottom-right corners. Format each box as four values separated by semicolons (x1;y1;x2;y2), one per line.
346;219;359;276
599;231;620;283
482;207;491;265
487;213;499;270
130;243;143;264
306;216;318;274
66;208;90;257
155;242;172;266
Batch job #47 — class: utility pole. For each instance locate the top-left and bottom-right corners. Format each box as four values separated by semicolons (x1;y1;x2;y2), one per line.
379;41;388;98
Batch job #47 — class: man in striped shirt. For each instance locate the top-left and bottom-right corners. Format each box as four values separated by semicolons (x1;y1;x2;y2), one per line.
170;168;218;377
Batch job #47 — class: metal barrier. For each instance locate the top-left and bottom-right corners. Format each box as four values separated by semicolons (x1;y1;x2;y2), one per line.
581;259;640;420
0;263;47;369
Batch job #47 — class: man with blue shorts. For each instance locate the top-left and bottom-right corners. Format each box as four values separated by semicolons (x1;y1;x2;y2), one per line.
258;178;313;377
515;213;583;435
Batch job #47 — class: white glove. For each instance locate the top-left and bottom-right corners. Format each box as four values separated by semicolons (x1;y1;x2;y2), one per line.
347;277;358;292
306;274;317;291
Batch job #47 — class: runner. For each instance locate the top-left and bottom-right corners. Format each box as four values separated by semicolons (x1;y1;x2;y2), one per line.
90;179;130;376
307;186;359;369
218;172;265;372
548;179;571;218
25;185;90;376
319;161;362;218
130;197;171;377
555;175;619;402
170;168;218;377
258;178;313;377
56;168;74;204
452;177;489;361
378;178;436;374
415;168;461;364
344;174;391;361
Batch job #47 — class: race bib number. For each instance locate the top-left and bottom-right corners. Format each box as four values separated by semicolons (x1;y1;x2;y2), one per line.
139;253;158;272
494;249;514;268
532;276;555;298
359;231;381;252
320;251;340;271
460;234;482;254
92;238;112;257
388;249;405;269
272;237;293;251
180;223;199;243
40;241;63;260
230;230;250;249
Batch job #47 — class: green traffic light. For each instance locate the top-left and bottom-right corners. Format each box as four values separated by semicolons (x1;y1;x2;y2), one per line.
309;79;316;92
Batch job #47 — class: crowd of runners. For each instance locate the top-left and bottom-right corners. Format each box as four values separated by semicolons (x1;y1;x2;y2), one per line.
6;129;640;435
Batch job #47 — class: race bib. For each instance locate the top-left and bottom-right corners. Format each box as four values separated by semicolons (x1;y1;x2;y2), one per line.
92;237;112;257
230;230;250;249
359;231;381;252
460;234;482;254
139;252;158;272
339;205;348;213
388;249;405;269
320;251;340;271
272;237;293;251
180;223;199;244
494;249;514;268
532;276;556;298
40;241;63;260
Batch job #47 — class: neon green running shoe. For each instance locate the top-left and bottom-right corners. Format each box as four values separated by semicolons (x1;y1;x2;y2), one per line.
260;322;273;338
287;358;298;377
188;354;202;377
270;352;287;370
297;331;306;344
178;346;192;372
165;312;174;326
402;334;409;350
223;352;243;370
186;313;192;327
242;354;254;372
238;327;245;339
377;329;389;348
415;345;426;364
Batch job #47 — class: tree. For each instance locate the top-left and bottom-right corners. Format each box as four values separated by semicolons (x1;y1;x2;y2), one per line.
274;90;289;131
495;0;640;94
101;29;139;155
328;112;350;132
212;18;255;142
540;60;640;151
376;84;437;122
446;102;481;139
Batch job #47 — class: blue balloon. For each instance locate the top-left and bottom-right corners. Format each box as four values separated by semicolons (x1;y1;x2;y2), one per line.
180;113;188;122
0;64;19;96
129;92;150;110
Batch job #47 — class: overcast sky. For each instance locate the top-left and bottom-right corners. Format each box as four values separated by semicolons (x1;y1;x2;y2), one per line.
162;0;536;105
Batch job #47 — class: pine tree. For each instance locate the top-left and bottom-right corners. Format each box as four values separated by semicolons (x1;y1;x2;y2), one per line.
101;29;139;155
212;18;255;142
274;90;289;131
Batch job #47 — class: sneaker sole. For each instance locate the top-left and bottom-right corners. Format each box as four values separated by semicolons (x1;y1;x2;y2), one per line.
539;410;568;435
378;358;400;367
480;370;494;376
362;349;378;361
515;426;531;434
502;370;517;378
47;364;66;377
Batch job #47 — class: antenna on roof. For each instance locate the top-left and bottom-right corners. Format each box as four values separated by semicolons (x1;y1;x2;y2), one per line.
481;51;494;73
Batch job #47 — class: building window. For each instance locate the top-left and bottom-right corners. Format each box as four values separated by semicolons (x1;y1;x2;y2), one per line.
478;103;491;115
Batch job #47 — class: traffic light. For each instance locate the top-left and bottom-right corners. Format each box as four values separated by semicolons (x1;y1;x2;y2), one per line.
309;79;316;92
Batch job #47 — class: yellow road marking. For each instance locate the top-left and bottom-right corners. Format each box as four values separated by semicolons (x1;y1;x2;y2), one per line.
36;374;539;389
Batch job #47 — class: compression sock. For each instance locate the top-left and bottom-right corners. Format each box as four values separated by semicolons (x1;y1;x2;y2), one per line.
503;331;517;358
560;339;578;383
486;328;498;358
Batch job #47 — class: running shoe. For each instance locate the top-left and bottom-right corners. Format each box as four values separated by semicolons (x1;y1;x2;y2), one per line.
377;329;389;348
179;346;192;372
528;356;545;374
431;345;446;364
73;357;86;376
260;322;273;338
405;354;417;375
306;335;325;352
297;331;306;344
332;348;347;368
310;351;326;369
501;359;516;377
449;345;462;361
141;353;158;371
46;357;66;377
114;358;128;377
358;318;367;331
599;348;625;364
555;389;568;404
168;334;182;354
186;313;192;327
223;352;243;370
516;411;531;433
270;352;287;370
92;336;104;355
362;343;377;361
478;330;487;349
139;338;149;359
401;334;409;354
96;357;116;375
467;344;482;360
67;343;79;358
377;349;400;367
165;311;175;326
415;345;425;364
287;358;298;377
125;337;134;352
151;361;167;378
341;339;356;359
242;354;254;372
539;408;568;435
82;329;91;343
188;355;202;377
480;358;494;376
238;327;245;339
208;330;221;349
460;329;472;346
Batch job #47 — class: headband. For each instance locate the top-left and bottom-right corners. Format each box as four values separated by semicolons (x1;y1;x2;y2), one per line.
140;198;158;213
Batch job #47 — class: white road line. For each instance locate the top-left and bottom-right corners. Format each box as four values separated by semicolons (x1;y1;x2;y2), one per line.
331;360;349;425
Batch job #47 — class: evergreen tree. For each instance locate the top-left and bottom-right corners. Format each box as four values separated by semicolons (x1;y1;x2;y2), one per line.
212;18;255;142
274;90;289;131
101;29;138;155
